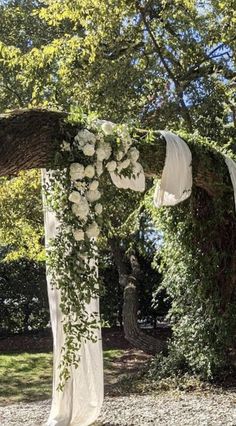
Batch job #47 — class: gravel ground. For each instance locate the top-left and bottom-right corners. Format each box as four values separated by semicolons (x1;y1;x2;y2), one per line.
1;392;236;426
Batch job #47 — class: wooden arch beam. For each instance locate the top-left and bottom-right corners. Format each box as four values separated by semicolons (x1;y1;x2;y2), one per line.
0;109;230;197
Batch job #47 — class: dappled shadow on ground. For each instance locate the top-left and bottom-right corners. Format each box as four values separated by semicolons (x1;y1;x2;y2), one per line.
104;349;152;396
0;352;52;405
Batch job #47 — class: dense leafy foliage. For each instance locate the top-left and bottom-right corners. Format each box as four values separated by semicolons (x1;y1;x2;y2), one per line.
0;170;44;261
0;258;49;336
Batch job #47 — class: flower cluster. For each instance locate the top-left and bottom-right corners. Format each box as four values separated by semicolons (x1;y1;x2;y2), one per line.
46;117;145;386
65;120;145;245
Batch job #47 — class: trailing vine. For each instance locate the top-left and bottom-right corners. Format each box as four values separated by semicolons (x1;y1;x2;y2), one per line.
43;112;145;387
147;135;236;379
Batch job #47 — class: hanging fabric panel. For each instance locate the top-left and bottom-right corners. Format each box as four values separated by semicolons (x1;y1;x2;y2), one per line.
42;170;103;426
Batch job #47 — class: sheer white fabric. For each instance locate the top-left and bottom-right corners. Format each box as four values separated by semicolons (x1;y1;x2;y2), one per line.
109;163;145;192
154;130;192;207
42;170;103;426
225;156;236;211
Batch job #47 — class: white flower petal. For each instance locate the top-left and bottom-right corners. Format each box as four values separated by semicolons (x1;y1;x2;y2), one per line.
86;222;100;239
84;165;95;178
83;143;95;156
86;189;101;202
73;229;85;241
69;191;81;204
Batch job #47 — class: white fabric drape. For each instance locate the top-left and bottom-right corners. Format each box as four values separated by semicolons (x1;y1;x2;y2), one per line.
154;130;192;207
42;170;103;426
225;156;236;211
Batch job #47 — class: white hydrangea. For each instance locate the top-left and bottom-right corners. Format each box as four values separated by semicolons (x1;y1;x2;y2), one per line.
84;165;95;178
83;143;95;156
129;147;139;163
95;203;103;215
73;229;85;241
86;222;100;239
72;197;89;220
69;191;81;204
75;129;96;146
101;120;115;135
89;180;99;191
70;163;85;181
61;140;71;152
86;189;101;202
106;161;117;172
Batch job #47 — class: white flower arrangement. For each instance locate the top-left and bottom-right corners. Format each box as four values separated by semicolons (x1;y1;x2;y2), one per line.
45;114;145;385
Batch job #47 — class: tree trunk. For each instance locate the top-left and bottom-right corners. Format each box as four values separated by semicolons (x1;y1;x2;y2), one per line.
109;238;167;355
123;279;166;355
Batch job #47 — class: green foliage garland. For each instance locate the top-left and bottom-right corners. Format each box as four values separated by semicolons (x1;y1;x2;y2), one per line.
44;112;144;386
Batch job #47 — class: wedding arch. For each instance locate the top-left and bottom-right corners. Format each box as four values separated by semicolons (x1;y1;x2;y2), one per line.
1;109;236;426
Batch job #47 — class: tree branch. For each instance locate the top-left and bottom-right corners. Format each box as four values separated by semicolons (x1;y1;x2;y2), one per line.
0;109;231;198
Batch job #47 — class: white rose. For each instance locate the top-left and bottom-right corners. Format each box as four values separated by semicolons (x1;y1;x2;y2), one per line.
89;180;99;191
106;161;117;172
70;163;85;181
95;203;103;215
129;147;139;163
73;229;85;241
96;161;103;176
75;129;96;146
61;140;71;152
86;222;100;239
86;189;101;202
101;121;115;135
83;143;95;156
72;197;89;220
69;191;81;204
84;165;95;178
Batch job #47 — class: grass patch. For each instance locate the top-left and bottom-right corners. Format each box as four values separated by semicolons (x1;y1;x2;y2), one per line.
0;352;53;404
0;349;125;404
